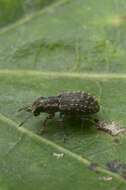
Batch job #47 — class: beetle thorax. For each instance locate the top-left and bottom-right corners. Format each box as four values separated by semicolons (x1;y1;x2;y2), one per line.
32;96;59;116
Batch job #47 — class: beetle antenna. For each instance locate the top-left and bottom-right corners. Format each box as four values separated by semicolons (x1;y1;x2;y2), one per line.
19;113;33;127
18;106;32;113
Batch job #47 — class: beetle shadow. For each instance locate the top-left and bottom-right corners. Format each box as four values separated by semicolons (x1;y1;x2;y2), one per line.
38;114;98;141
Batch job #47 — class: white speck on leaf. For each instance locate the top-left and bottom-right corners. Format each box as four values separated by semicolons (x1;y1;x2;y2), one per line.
99;176;113;181
53;152;64;159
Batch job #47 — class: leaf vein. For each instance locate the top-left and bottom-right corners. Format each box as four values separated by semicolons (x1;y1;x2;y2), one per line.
0;113;125;183
0;69;126;79
0;0;69;36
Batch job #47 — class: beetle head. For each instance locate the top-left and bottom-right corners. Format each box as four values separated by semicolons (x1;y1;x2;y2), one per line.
18;97;46;126
31;97;46;116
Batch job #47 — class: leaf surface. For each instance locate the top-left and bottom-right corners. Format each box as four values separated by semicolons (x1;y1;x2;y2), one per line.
0;0;126;189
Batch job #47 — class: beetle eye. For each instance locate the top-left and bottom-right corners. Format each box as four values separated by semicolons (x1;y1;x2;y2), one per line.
33;110;40;116
33;106;43;116
33;107;40;116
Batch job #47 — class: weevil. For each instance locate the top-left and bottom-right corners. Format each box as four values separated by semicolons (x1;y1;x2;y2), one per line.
19;91;100;133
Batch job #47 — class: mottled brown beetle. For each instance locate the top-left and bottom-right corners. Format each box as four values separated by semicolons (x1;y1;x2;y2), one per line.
19;91;100;133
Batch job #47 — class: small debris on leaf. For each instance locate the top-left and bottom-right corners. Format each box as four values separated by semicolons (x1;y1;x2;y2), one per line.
53;152;64;160
111;15;126;27
89;162;99;173
96;121;126;136
107;160;126;179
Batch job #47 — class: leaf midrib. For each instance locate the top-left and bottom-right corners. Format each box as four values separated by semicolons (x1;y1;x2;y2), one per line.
0;69;126;79
0;113;125;183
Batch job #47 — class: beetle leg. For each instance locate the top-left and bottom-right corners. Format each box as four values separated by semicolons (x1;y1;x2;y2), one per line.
40;113;55;134
80;116;98;126
59;112;64;119
58;113;63;128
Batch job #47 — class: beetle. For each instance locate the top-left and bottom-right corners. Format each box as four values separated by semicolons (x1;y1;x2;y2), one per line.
19;91;100;133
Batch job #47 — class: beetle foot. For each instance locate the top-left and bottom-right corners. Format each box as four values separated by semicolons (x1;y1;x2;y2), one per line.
39;113;55;135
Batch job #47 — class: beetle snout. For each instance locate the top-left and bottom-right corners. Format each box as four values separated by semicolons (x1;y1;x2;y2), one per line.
32;106;42;116
33;110;40;116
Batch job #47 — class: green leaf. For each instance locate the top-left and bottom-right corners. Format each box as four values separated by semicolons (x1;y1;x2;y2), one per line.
0;0;126;189
0;0;58;28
